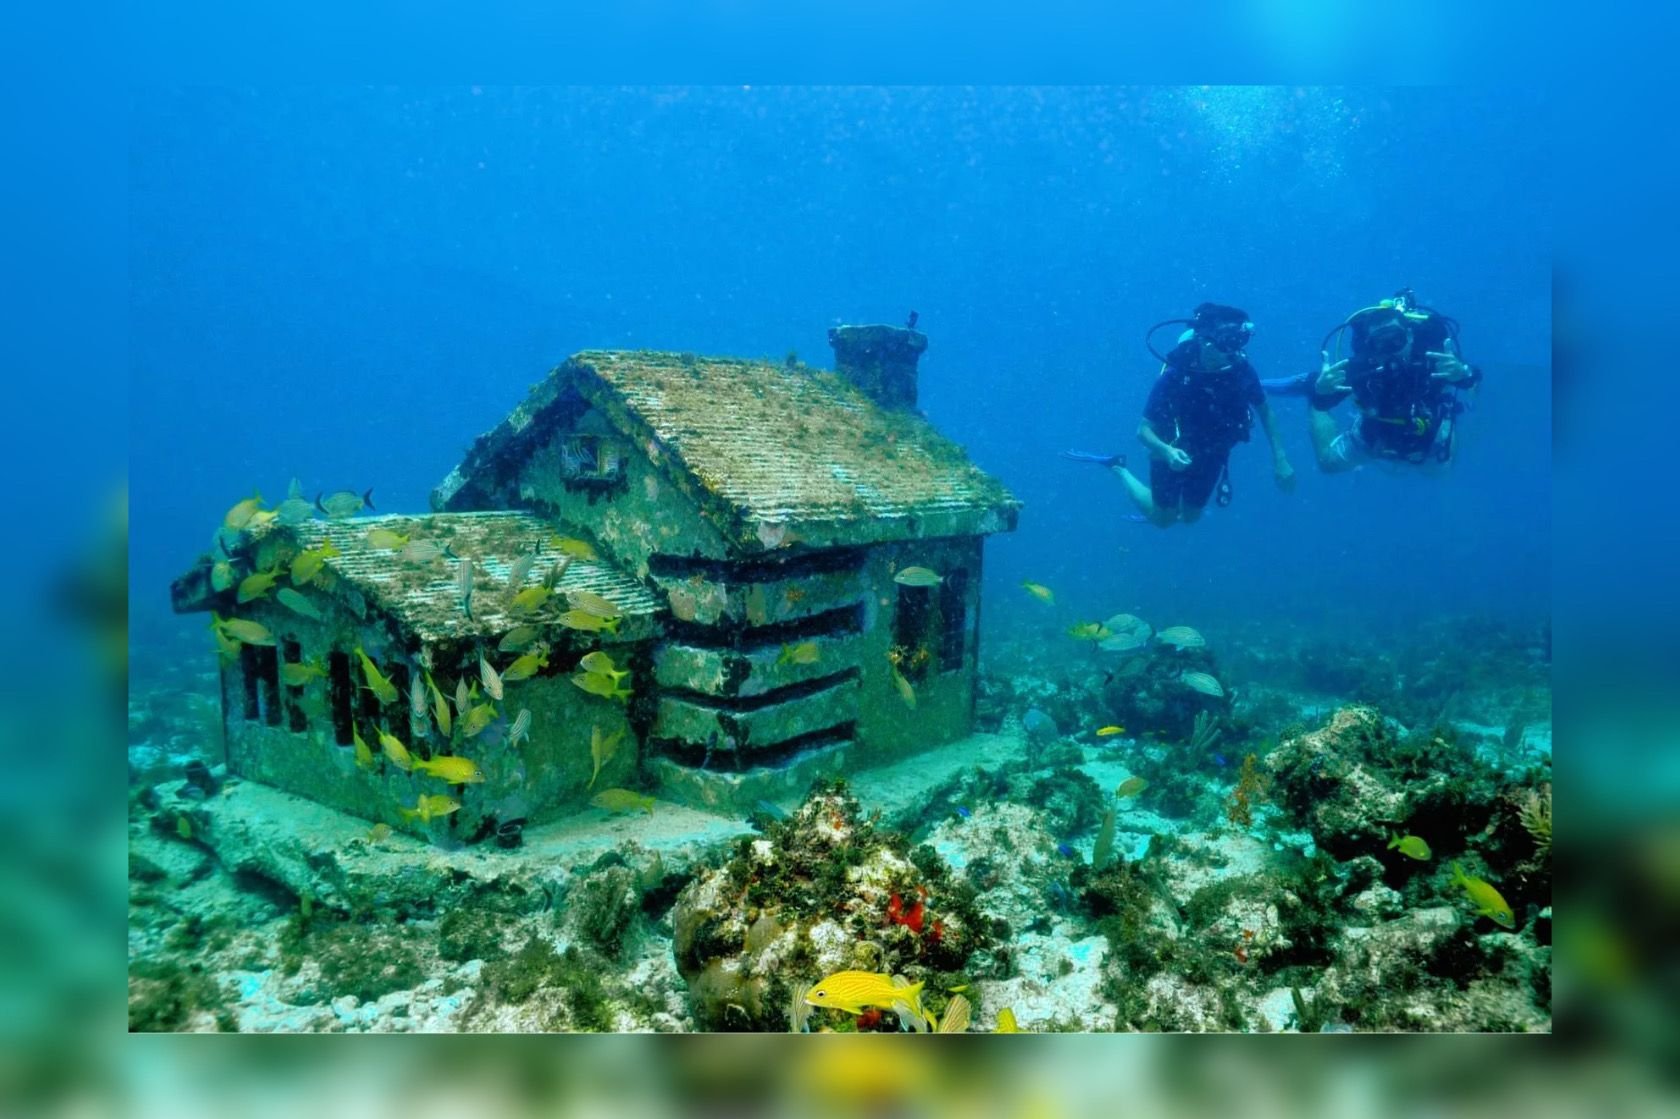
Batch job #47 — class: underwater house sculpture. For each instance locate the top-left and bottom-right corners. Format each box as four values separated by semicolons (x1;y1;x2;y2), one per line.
172;324;1019;838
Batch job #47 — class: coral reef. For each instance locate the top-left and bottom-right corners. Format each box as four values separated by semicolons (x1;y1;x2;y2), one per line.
670;779;994;1031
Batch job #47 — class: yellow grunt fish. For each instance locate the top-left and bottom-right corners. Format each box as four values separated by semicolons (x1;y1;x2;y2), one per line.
502;647;550;682
1387;833;1432;860
366;527;409;550
400;793;460;824
577;650;625;679
1451;863;1515;928
556;609;621;634
510;585;553;613
236;569;279;603
425;672;452;737
354;647;399;705
571;670;631;703
1021;582;1054;604
413;755;485;784
460;702;498;739
224;492;265;531
497;625;542;653
276;587;323;620
1096;725;1125;737
778;641;819;666
566;590;621;619
377;730;414;771
352;726;376;770
891;666;917;709
892;566;943;587
590;724;625;790
280;660;327;687
804;971;925;1018
551;535;599;562
290;540;340;586
212;613;274;646
590;788;654;815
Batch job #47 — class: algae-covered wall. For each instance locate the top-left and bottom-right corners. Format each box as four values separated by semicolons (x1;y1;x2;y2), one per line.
515;408;733;576
220;596;641;841
853;536;982;765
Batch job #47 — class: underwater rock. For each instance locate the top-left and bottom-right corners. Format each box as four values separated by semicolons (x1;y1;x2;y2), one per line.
1099;642;1231;742
1022;708;1059;747
1264;706;1408;859
669;780;993;1031
1022;768;1106;838
563;863;642;961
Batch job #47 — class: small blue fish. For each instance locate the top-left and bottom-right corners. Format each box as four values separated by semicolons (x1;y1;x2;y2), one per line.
1047;881;1071;908
1212;753;1228;768
955;806;972;819
1056;842;1076;858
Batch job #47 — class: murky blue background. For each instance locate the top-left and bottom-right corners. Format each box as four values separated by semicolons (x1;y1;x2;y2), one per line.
130;87;1549;646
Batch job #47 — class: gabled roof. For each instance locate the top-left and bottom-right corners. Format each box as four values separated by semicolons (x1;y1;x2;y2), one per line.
432;350;1020;550
175;512;662;645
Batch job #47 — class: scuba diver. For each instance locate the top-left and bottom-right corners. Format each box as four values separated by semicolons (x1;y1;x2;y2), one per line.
1066;302;1294;526
1264;289;1479;472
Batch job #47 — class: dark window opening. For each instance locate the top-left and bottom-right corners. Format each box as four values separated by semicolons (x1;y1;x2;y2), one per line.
358;666;383;746
655;721;855;770
281;639;309;733
557;434;627;483
938;569;968;672
893;583;935;684
247;644;281;726
648;546;865;582
328;651;354;745
386;663;423;760
238;645;261;720
387;663;411;722
664;603;863;652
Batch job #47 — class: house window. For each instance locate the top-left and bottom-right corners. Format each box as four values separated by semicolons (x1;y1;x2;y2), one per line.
281;639;309;733
358;665;383;744
938;569;968;672
386;664;415;755
892;582;935;684
557;434;626;483
327;651;355;746
238;645;261;720
240;643;281;726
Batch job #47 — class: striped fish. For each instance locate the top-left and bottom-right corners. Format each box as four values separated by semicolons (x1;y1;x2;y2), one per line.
508;708;532;748
1180;671;1225;698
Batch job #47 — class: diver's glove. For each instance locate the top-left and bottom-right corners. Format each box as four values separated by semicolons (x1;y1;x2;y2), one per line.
1310;352;1354;411
1061;450;1126;468
1427;338;1475;385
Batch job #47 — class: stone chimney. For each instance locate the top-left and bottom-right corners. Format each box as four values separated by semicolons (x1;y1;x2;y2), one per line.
827;323;927;411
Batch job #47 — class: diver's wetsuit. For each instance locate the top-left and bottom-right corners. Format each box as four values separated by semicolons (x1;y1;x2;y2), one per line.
1265;313;1480;464
1143;341;1264;509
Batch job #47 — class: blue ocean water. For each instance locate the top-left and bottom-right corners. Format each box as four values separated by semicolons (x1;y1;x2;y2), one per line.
130;87;1547;648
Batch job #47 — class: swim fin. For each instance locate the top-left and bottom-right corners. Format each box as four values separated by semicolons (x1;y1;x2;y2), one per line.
1062;450;1125;468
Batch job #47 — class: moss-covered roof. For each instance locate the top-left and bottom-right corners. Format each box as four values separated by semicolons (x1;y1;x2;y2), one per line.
285;512;661;644
435;350;1021;550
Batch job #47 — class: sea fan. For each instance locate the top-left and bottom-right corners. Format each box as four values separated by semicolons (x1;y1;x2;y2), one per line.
1190;710;1223;753
1517;783;1551;861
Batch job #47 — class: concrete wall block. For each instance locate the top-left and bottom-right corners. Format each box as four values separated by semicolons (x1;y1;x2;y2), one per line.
653;632;866;697
648;743;850;814
650;566;863;627
653;676;859;750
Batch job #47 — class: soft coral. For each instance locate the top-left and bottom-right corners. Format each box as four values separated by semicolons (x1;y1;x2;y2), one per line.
887;885;928;935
